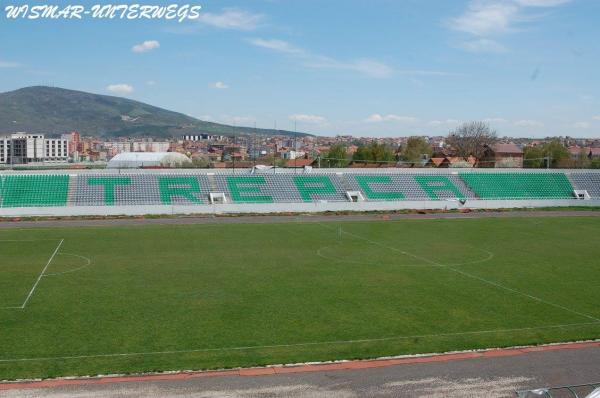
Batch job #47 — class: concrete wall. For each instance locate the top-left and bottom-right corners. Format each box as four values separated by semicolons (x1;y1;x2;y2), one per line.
1;199;598;218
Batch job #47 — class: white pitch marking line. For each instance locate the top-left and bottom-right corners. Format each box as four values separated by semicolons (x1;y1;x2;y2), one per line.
0;321;598;363
319;223;600;323
19;238;64;309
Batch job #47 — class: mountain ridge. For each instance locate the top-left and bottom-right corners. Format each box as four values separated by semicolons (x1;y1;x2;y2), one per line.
0;86;310;139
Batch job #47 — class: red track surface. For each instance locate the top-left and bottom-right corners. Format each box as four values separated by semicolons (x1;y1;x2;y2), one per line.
2;340;598;391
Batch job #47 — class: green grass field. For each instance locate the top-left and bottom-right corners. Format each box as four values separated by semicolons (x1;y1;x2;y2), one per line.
1;216;600;380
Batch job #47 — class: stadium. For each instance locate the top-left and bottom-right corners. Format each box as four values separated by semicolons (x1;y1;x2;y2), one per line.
1;167;600;397
0;168;599;216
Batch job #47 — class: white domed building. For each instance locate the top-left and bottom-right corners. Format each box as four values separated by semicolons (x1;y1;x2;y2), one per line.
107;152;191;169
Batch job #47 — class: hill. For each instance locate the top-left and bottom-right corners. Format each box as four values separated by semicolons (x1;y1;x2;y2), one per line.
0;86;309;138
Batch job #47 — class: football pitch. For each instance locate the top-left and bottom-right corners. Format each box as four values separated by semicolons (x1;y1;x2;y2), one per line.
1;216;600;380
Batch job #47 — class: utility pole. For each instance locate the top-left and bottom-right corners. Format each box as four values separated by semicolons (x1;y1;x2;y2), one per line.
232;123;236;174
253;122;257;168
294;120;297;173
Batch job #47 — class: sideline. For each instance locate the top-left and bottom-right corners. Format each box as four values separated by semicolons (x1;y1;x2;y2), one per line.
1;340;598;391
0;210;599;230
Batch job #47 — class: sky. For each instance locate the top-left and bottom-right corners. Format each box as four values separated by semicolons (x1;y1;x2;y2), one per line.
0;0;599;138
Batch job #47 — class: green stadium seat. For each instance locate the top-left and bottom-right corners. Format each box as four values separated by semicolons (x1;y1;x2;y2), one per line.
0;175;69;207
459;172;574;199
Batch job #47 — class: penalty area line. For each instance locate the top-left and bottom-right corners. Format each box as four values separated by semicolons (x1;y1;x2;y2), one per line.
0;321;598;363
19;238;64;309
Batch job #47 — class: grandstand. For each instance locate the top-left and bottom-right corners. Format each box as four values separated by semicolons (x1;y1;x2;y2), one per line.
0;168;599;216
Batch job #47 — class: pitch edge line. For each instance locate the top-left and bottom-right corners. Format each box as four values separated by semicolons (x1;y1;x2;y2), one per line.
0;321;598;364
1;340;600;391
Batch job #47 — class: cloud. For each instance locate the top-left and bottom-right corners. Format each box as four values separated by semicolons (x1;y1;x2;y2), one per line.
448;0;572;53
483;117;509;123
146;80;157;86
593;116;600;121
247;38;305;55
396;70;463;77
449;1;519;37
305;57;394;79
365;114;418;123
459;38;507;53
216;115;255;125
106;84;134;95
289;114;327;125
211;81;229;89
132;40;160;53
428;119;461;126
515;119;543;127
574;122;591;129
0;60;20;68
514;0;571;6
248;38;393;79
197;8;264;31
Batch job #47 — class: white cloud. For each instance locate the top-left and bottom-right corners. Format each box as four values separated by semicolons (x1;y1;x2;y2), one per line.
132;40;160;53
514;0;571;6
211;81;229;89
289;114;327;125
449;0;572;53
574;122;591;129
106;84;134;95
428;119;461;126
593;115;600;121
197;9;264;31
146;80;157;86
217;115;255;125
306;57;394;79
396;70;462;77
449;1;519;37
459;38;507;53
248;38;393;79
0;60;20;68
483;117;509;123
515;119;543;127
247;38;305;55
365;114;418;123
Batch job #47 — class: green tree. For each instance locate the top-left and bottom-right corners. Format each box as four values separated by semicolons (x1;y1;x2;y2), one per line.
353;142;395;163
523;145;546;168
523;140;570;168
324;144;349;167
544;140;570;168
399;137;432;163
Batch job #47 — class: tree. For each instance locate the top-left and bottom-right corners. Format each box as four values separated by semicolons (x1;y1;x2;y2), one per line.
324;144;349;167
543;140;570;168
575;148;591;169
353;142;395;163
191;156;209;168
446;121;497;160
399;137;432;163
523;145;546;168
523;140;570;168
259;155;286;168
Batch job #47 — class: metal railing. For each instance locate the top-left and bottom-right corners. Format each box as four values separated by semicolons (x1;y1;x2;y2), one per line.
516;383;600;398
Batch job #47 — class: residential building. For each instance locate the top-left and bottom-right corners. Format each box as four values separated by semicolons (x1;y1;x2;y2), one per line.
0;133;68;164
